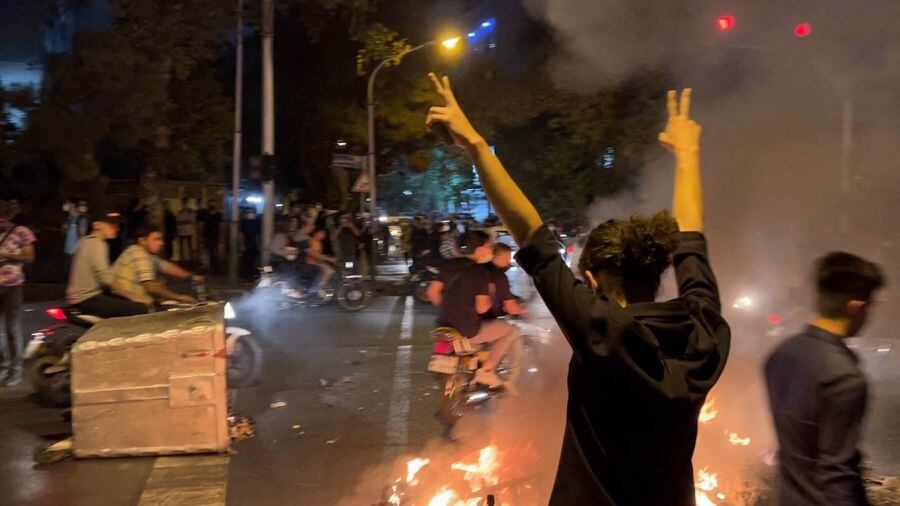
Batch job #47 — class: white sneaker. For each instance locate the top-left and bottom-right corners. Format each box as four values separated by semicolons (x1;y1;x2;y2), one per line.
474;369;503;388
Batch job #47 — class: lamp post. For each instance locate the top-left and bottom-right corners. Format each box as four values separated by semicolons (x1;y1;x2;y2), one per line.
365;37;460;274
228;0;244;286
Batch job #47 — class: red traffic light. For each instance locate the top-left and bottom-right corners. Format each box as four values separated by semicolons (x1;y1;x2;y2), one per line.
794;22;812;38
717;15;736;31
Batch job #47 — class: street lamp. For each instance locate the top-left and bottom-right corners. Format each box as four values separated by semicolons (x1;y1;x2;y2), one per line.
366;35;460;274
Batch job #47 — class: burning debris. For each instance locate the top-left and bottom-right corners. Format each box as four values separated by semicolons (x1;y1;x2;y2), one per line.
699;397;719;423
376;444;536;505
727;433;751;446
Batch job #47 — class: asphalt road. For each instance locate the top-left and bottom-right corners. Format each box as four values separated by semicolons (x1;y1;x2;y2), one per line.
0;290;897;505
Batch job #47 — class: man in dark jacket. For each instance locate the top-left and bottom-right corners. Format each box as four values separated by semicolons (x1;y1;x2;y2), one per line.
765;252;884;506
426;74;729;504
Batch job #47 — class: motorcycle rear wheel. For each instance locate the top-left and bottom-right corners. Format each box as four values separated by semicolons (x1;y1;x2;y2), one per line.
338;281;371;312
438;373;468;427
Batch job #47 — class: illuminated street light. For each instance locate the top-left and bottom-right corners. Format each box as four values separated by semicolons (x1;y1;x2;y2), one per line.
441;37;461;50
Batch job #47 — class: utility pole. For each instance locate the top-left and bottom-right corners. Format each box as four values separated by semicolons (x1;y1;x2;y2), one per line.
260;0;275;265
839;98;853;235
228;0;244;286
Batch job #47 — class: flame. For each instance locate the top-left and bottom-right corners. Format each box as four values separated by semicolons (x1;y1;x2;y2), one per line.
428;487;457;506
699;397;718;423
695;491;718;506
727;432;751;446
451;445;500;493
406;457;431;485
696;468;718;491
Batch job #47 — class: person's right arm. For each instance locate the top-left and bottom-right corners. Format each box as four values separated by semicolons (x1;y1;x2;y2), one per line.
818;374;869;505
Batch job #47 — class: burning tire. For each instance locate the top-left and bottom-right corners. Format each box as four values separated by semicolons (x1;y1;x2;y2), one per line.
438;373;468;427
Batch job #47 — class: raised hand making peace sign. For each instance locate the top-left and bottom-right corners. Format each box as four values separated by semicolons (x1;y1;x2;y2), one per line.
425;72;485;149
659;88;701;154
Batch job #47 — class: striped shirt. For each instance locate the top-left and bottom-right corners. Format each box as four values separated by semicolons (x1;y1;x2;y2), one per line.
111;245;159;304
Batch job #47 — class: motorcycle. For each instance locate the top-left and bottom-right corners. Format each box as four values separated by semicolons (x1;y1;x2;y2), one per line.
255;260;372;312
427;326;516;434
25;283;260;407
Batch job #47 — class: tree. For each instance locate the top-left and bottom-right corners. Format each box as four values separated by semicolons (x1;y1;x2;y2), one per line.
19;0;234;189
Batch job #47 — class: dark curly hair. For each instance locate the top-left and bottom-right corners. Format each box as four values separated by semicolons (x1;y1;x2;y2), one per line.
578;211;679;302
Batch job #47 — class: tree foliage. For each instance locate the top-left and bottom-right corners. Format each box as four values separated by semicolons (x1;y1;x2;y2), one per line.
16;0;233;190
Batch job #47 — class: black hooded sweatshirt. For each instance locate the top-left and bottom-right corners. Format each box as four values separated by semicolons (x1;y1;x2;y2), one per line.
515;227;730;506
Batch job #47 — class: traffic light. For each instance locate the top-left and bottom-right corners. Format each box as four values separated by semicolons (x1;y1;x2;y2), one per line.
717;15;736;32
794;22;812;38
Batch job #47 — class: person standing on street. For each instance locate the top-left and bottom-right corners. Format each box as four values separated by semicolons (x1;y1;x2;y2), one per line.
63;197;89;261
202;200;223;274
332;212;360;266
163;200;177;260
426;74;730;505
176;198;196;265
239;207;261;279
0;200;36;387
765;253;884;506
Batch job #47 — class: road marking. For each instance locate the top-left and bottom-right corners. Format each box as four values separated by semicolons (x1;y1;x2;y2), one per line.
386;297;415;449
400;296;414;341
138;455;230;506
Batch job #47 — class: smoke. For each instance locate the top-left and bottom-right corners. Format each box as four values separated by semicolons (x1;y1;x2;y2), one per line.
523;0;900;489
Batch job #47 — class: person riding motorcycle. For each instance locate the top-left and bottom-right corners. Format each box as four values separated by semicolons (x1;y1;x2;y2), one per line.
66;211;149;318
427;230;520;389
110;224;200;309
483;243;527;319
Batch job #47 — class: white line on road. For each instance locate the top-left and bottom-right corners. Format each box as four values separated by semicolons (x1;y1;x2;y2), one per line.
386;297;415;449
400;296;414;341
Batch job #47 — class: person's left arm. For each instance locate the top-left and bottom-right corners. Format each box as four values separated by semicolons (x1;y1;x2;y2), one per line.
426;73;543;246
818;374;869;505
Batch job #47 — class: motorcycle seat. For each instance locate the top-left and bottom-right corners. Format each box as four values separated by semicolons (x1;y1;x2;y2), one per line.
65;308;103;325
